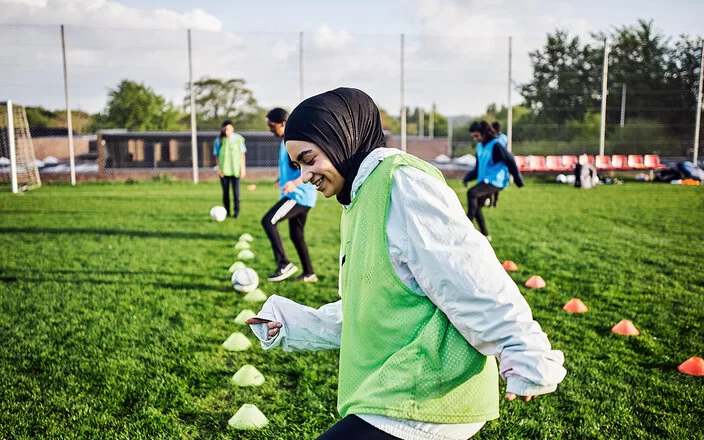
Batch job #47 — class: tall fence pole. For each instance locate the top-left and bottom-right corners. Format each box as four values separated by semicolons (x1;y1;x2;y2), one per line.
60;25;76;186
7;101;18;194
694;40;704;165
507;36;513;152
400;33;406;152
447;117;453;157
429;103;435;139
599;40;610;157
620;84;627;128
188;29;198;184
299;31;304;102
419;108;424;138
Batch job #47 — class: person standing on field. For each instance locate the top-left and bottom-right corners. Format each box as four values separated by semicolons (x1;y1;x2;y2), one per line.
261;108;318;283
492;121;508;147
214;119;247;218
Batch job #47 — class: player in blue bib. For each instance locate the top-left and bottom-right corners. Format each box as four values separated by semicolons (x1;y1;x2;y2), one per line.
261;108;318;282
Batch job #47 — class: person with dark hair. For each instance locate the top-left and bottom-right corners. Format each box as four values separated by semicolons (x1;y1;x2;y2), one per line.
491;121;508;146
213;119;246;218
463;120;523;241
246;88;565;439
261;107;318;282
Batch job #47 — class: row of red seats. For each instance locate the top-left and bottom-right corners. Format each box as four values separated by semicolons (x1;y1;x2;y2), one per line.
514;154;666;172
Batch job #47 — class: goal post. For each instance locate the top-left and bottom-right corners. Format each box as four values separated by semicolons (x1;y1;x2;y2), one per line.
0;100;41;192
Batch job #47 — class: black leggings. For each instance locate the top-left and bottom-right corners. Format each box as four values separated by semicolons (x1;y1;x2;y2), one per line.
220;175;240;217
316;415;399;440
261;197;314;275
466;182;501;236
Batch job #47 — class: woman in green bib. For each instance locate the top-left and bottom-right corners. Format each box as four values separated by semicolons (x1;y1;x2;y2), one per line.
213;120;247;218
247;88;565;440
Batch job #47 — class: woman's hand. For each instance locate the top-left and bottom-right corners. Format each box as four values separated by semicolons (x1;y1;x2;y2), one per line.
505;393;535;402
281;181;297;194
245;318;282;339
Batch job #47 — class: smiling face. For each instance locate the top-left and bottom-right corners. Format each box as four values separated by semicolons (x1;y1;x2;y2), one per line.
223;124;234;137
470;131;483;143
286;140;344;198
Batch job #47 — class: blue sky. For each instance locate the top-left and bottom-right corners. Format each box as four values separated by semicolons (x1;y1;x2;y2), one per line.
1;0;702;116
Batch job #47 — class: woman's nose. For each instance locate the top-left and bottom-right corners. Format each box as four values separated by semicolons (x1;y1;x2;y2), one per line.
299;166;312;184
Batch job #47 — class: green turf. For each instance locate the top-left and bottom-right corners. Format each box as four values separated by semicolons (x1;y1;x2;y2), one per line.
0;179;702;439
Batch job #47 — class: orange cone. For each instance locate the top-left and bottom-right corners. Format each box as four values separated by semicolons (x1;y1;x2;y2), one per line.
524;275;546;289
502;260;519;271
677;357;704;376
611;319;640;336
247;184;257;191
563;298;588;313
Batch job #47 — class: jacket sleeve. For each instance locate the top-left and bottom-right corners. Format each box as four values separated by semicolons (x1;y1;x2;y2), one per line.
492;143;524;187
213;137;220;157
392;167;565;397
463;167;478;184
248;295;342;352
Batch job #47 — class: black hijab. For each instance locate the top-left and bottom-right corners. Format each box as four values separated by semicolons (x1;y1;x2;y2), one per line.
284;87;387;205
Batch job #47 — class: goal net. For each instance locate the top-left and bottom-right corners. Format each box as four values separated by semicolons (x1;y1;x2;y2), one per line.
0;101;41;192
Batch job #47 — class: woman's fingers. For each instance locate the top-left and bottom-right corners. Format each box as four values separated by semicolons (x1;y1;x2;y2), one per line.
505;393;534;402
245;318;283;338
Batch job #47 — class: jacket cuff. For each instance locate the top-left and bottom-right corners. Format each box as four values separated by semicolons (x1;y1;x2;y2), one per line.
506;376;557;397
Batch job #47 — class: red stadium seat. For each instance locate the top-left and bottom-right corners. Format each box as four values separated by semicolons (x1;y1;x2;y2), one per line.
528;155;547;171
611;155;628;169
546;156;565;170
628;155;645;168
561;155;578;169
595;155;613;169
514;156;529;171
579;154;595;165
644;154;666;169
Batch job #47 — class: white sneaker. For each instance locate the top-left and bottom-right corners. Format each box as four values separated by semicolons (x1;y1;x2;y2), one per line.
267;263;298;282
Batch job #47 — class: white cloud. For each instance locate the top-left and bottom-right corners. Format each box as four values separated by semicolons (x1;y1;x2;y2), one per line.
0;0;222;30
312;25;352;50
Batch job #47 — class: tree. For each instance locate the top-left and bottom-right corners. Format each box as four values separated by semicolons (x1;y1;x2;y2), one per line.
520;30;601;128
100;80;185;131
186;78;258;128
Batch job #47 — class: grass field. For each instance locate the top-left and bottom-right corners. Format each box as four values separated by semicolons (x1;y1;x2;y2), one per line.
1;179;703;439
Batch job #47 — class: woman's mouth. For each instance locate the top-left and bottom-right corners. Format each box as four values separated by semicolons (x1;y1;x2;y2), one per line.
311;176;324;191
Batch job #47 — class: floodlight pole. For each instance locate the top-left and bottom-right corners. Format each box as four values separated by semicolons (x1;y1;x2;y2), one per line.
7;101;18;194
188;29;198;184
400;33;407;152
507;36;513;152
599;40;610;157
694;40;704;166
299;31;304;102
60;25;76;186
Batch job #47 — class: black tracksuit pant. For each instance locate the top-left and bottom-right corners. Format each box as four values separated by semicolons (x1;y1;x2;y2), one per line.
261;197;314;275
466;182;501;236
220;176;240;217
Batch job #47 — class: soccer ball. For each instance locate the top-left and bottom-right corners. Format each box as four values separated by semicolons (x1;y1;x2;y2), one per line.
210;206;227;222
231;267;259;293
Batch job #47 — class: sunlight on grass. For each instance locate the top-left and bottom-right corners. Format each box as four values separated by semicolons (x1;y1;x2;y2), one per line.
0;180;702;439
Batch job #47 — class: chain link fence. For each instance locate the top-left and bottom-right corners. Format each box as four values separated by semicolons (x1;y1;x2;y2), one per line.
0;23;701;184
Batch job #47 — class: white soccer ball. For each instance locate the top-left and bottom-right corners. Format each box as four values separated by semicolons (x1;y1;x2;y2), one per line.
556;174;567;183
231;267;259;293
210;206;228;222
